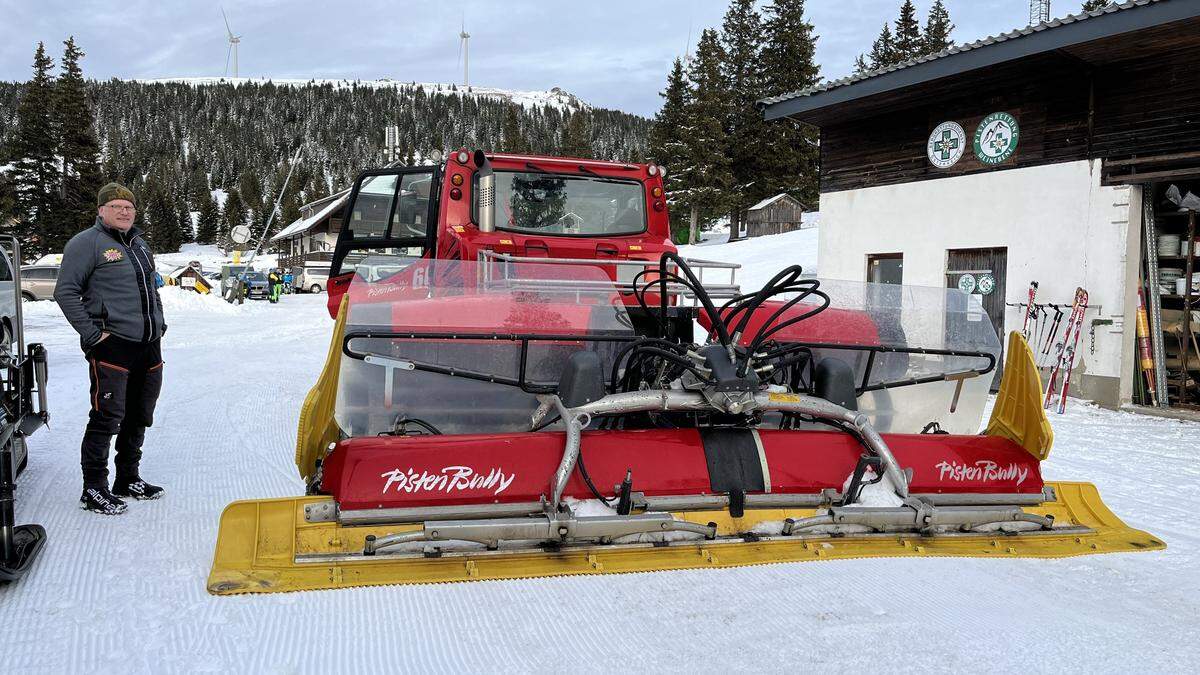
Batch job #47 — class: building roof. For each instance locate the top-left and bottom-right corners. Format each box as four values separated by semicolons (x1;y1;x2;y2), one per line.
761;0;1196;121
271;192;348;242
748;193;805;212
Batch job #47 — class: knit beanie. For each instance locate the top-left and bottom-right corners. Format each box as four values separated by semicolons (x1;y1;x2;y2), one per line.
97;182;136;207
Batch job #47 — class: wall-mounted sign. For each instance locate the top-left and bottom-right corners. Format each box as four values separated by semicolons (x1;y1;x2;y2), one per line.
973;112;1019;165
977;273;996;295
927;121;966;169
957;273;977;294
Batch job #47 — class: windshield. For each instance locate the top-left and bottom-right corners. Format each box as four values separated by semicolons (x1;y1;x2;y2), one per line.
493;171;646;236
244;272;266;281
337;258;634;436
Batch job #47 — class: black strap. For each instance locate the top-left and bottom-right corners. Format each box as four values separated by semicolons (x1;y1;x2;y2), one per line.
699;428;764;516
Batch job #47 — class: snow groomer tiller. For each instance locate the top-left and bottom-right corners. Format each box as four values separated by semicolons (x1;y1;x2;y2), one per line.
207;151;1163;594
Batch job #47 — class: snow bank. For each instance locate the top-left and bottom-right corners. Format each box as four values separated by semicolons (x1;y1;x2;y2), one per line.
678;227;819;291
155;243;277;276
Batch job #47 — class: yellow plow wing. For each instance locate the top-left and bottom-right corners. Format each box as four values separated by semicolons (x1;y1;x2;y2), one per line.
294;296;348;482
207;482;1164;595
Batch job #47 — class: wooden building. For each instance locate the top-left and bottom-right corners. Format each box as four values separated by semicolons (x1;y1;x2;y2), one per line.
743;193;809;238
271;190;348;270
761;0;1200;410
164;264;212;294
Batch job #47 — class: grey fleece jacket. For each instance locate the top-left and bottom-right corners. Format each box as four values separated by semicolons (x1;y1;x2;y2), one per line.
54;218;167;350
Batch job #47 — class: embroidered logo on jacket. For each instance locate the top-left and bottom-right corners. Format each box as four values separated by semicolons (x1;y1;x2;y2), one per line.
102;248;123;262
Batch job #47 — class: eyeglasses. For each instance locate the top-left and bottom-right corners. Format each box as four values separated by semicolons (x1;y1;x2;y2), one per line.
104;204;136;213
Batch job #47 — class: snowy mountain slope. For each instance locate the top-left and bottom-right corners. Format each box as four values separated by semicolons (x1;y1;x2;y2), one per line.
1;230;1193;672
141;77;587;111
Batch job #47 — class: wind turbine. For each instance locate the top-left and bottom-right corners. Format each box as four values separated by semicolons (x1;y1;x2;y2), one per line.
222;7;241;79
458;17;470;88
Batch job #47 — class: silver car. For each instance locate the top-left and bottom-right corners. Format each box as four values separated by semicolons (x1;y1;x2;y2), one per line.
20;266;59;301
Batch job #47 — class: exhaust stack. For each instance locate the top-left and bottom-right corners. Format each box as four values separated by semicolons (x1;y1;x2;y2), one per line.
474;150;495;233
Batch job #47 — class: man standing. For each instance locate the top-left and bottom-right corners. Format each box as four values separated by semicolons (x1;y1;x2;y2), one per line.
55;182;167;515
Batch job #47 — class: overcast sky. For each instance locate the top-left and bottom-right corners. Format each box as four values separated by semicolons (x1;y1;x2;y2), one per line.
0;1;1088;116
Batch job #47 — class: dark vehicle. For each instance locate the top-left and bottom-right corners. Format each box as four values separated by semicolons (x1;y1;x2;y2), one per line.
0;236;51;583
239;271;269;300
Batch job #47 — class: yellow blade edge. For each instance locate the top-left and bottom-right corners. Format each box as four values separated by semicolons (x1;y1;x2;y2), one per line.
987;331;1055;460
207;481;1165;595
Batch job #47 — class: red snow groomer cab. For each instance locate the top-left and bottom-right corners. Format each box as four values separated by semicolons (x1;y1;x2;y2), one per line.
324;150;737;339
207;150;1163;595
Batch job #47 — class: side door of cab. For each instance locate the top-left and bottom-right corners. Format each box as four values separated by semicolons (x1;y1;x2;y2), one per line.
327;166;441;317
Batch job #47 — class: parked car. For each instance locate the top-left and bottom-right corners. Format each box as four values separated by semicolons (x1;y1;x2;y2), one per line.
19;266;59;301
296;264;330;293
239;271;269;299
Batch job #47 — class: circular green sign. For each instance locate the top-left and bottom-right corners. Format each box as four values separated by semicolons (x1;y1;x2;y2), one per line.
957;273;977;294
973;112;1019;165
977;274;996;295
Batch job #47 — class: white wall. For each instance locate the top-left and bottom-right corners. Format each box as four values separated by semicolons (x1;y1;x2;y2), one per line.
819;160;1136;398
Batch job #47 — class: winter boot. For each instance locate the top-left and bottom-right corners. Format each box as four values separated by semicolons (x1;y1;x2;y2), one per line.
80;485;128;515
112;475;165;501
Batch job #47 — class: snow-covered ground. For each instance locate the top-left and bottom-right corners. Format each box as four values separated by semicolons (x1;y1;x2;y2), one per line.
679;226;819;290
155;243;276;276
2;257;1196;672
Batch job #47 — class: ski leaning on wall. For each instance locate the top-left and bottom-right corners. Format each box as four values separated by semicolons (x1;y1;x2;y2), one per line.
1022;281;1039;340
1044;287;1089;414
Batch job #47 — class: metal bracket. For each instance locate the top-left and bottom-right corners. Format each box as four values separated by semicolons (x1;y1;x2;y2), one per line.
303;501;338;523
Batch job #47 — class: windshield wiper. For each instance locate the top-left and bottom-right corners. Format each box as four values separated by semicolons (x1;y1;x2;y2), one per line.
577;165;601;177
525;161;551;174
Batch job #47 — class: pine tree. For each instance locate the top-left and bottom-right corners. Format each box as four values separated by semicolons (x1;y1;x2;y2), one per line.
680;29;733;237
53;37;103;252
196;192;221;245
648;58;693;242
893;0;923;62
861;23;896;72
220;188;246;245
560;111;592;158
175;194;194;244
1081;0;1110;11
501;105;529;154
4;43;61;255
237;171;262;210
720;0;769;237
761;0;821;208
923;0;954;54
143;177;185;253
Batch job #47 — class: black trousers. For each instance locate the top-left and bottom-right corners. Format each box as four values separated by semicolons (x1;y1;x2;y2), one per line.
81;336;164;487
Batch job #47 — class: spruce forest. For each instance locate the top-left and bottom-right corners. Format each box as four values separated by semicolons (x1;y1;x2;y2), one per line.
0;0;965;256
650;0;833;243
0;42;649;258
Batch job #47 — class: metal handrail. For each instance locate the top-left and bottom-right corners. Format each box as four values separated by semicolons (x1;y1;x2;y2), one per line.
476;249;741;302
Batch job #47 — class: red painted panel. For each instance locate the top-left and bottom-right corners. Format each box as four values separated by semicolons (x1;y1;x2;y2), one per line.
322;428;1043;512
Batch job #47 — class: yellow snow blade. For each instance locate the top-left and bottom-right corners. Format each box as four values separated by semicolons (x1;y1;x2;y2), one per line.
294;296;348;482
987;331;1055;460
207;481;1164;595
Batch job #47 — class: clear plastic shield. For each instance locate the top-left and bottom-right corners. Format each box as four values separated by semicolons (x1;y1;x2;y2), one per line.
747;279;1002;434
337;259;634;436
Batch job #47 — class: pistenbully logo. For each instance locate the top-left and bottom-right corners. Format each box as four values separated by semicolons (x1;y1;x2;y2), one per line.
935;460;1029;485
381;466;516;496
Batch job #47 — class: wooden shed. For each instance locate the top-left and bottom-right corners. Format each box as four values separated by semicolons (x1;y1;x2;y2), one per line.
165;265;212;294
743;194;808;238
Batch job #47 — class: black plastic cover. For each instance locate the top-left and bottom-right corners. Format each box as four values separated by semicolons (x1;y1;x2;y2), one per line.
814;357;858;411
557;351;606;408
